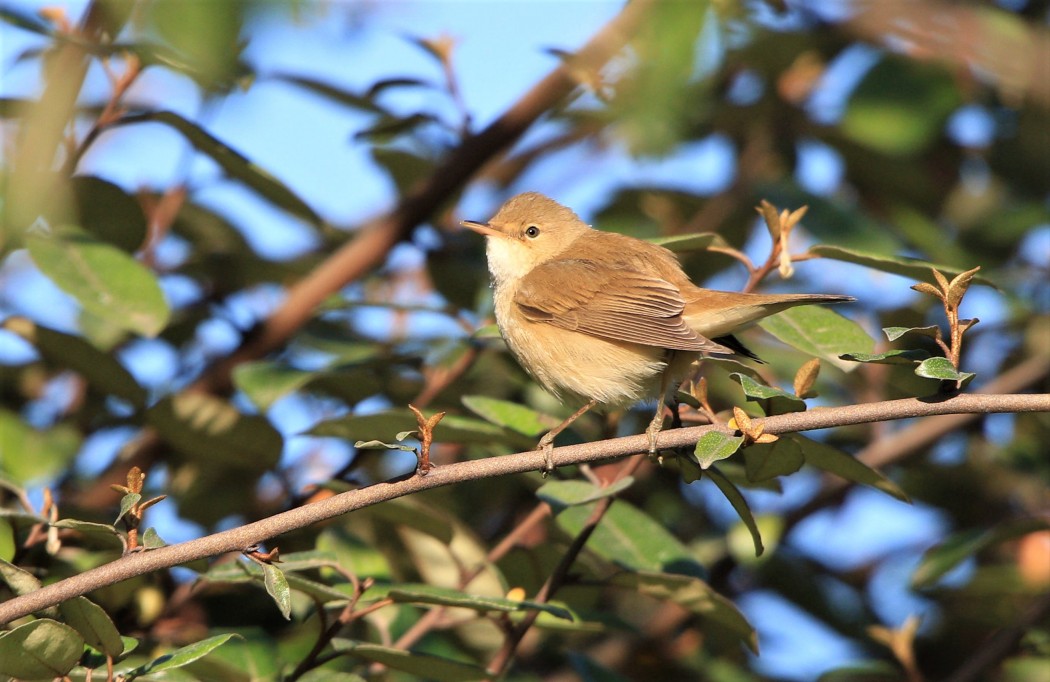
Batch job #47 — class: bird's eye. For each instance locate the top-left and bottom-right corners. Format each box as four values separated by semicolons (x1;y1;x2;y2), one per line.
525;225;540;238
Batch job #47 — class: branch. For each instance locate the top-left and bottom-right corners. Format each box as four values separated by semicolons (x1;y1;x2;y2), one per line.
2;392;1047;624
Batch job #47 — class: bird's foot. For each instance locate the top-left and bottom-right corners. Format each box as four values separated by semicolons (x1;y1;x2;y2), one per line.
537;432;556;477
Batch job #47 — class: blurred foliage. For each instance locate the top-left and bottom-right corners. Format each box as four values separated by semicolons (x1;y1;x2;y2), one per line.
1;0;1048;680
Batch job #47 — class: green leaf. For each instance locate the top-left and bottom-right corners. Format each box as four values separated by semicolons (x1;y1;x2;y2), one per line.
461;395;558;437
743;437;805;482
729;373;807;415
271;73;388;113
0;6;55;35
817;661;903;681
0;557;42;595
692;431;744;470
841;57;960;156
311;409;509;445
536;477;635;510
0;410;81;485
796;435;909;502
609;571;757;654
705;467;763;556
883;325;941;342
759;306;874;371
147;392;283;471
911;518;1050;589
141;527;167;549
232;361;316;411
261;563;292;620
0;619;83;679
839;349;931;365
59;596;125;656
0;521;13;562
113;111;321;226
330;640;487;682
557;499;705;578
354;112;438;142
809;245;995;287
59;175;148;252
125;633;240;679
353;439;417;452
387;584;573;620
914;357;975;383
26;225;170;337
3;317;147;407
116;492;141;523
648;232;728;252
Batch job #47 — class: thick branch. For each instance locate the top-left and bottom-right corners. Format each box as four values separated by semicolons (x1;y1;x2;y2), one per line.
2;392;1046;624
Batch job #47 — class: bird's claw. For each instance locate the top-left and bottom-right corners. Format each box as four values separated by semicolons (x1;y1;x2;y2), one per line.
537;433;556;477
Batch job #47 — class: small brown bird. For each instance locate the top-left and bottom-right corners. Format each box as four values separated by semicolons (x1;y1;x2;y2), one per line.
462;192;852;471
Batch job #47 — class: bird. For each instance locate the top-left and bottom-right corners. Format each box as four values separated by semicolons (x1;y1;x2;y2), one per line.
461;192;853;471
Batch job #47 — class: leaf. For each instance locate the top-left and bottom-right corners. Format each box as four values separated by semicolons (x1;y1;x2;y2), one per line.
609;571;758;654
0;6;55;35
116;492;141;523
883;325;941;341
759;306;874;371
461;395;558;437
141;527;167;549
0;619;83;678
112;111;321;226
0;557;42;595
387;584;573;620
839;349;932;365
59;596;125;656
692;431;744;470
310;409;509;445
330;640;487;682
536;478;635;510
743;437;805;482
60;175;148;252
794;358;821;399
796;434;909;502
261;563;292;620
729;373;807;415
808;245;996;287
270;73;387;113
648;232;729;252
0;410;81;485
914;357;975;383
556;499;705;578
26;224;170;337
705;467;764;556
232;362;316;411
354;112;439;143
3;317;147;407
911;518;1050;589
147;392;283;471
124;633;240;678
353;439;417;452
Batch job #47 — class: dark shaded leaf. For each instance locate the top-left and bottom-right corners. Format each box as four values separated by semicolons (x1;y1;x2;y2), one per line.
3;317;147;407
911;518;1050;588
743;437;805;482
330;640;487;681
809;245;996;286
112;111;321;226
388;584;573;620
796;435;909;502
705;467;763;556
609;571;758;654
648;232;728;252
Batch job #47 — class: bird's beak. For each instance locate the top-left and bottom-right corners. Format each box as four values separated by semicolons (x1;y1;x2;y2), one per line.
460;219;505;238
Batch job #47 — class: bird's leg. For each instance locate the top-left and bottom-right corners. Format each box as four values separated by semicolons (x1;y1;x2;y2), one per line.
537;398;598;474
645;354;677;460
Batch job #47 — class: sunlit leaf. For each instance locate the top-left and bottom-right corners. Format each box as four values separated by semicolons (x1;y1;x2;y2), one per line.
839;349;931;365
27;224;170;337
759;306;873;371
59;597;125;656
0;410;80;485
692;431;744;470
914;357;975;383
648;232;729;252
536;477;635;510
388;584;572;620
261;563;292;620
730;372;807;415
124;633;240;678
0;619;82;678
462;395;558;437
809;245;995;286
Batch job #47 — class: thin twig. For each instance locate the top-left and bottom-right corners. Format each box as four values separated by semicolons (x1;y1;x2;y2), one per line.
2;391;1047;624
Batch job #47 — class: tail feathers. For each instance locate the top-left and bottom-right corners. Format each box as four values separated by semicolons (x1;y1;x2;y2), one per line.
712;334;765;363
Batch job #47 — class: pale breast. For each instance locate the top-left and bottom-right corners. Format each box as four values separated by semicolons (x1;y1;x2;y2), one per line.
493;284;672;407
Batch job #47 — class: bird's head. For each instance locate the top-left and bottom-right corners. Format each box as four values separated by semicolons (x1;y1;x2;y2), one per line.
461;192;590;284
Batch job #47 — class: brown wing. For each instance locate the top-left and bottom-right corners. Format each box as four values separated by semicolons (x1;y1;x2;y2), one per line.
513;259;732;353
